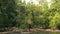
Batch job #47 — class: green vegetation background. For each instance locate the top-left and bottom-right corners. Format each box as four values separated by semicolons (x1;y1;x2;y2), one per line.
0;0;60;30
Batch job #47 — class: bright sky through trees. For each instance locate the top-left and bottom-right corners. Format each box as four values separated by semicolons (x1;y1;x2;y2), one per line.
25;0;51;4
24;0;51;8
46;0;51;2
25;0;39;4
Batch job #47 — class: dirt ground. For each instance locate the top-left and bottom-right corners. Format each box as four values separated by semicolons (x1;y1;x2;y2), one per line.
11;28;60;32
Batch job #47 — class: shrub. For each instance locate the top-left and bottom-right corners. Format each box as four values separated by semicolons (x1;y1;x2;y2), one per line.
56;23;60;30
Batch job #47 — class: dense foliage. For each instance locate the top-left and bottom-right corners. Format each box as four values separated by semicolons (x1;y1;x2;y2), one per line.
0;0;60;30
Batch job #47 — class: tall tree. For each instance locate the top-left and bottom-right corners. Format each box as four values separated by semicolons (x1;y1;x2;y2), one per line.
0;0;18;28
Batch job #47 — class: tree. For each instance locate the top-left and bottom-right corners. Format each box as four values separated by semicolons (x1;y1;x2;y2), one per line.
49;0;60;29
0;0;18;29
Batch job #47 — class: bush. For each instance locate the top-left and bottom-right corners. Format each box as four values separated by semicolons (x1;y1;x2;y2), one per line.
56;23;60;30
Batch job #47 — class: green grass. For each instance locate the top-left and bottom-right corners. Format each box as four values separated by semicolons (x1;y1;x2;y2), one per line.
0;31;60;34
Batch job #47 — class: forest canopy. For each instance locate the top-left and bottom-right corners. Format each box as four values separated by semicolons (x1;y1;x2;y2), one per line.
0;0;60;30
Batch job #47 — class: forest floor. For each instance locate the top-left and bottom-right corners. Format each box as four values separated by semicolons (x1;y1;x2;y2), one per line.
0;29;60;34
0;28;60;34
11;28;60;32
27;29;60;32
